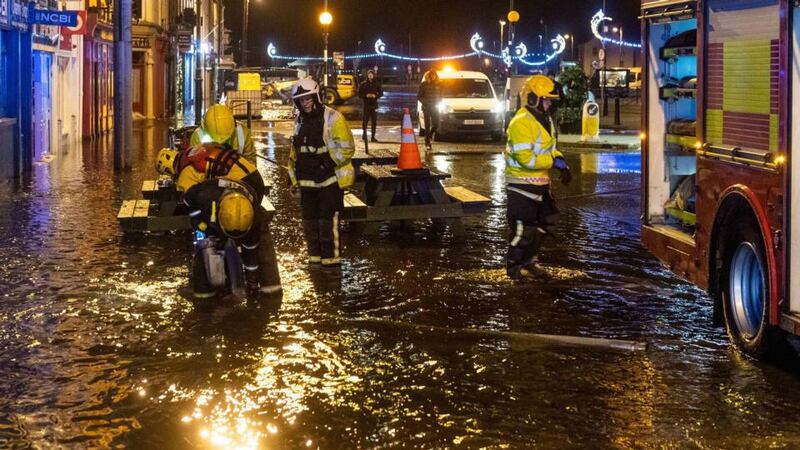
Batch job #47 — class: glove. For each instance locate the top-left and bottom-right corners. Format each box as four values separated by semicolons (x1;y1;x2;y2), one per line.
559;167;572;185
553;156;569;171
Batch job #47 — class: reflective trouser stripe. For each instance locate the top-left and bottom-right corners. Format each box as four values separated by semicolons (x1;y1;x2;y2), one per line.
189;210;203;217
298;176;338;188
321;257;341;265
244;264;259;271
259;284;282;294
242;242;259;250
510;220;524;247
194;291;216;299
333;211;340;259
507;186;543;202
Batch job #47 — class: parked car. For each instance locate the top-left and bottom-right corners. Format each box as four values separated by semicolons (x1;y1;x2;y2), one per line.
418;70;504;141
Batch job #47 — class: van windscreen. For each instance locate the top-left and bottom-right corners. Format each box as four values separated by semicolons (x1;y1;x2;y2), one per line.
440;79;493;98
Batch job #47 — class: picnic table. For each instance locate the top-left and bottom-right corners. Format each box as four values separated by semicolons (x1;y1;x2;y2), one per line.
341;164;490;237
118;178;274;233
351;147;398;180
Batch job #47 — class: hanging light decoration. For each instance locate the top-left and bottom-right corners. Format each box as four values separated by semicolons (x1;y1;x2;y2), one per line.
591;10;641;48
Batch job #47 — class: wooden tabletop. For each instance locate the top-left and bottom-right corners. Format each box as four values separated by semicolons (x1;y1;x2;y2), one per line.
360;165;450;182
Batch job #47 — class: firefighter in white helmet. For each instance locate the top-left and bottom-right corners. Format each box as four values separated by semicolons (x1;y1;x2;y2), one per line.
504;74;572;280
288;78;355;267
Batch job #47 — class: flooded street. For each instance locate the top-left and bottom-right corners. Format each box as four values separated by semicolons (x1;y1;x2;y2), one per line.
2;111;800;448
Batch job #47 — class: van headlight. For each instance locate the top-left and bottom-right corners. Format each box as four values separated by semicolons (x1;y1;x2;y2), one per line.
437;101;453;114
492;101;504;114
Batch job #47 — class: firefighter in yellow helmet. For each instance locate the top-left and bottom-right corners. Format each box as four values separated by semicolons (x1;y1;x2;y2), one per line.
504;74;572;280
155;143;265;199
183;178;282;298
190;104;257;164
287;78;355;267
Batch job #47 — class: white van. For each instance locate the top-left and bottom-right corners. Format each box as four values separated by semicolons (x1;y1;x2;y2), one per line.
418;70;504;141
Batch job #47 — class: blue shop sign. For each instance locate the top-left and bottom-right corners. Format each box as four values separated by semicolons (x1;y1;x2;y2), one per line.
28;4;77;27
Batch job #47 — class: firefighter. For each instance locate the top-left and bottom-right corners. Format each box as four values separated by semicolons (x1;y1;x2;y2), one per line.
287;78;355;267
183;178;282;298
156;143;265;201
190;104;257;164
504;75;572;280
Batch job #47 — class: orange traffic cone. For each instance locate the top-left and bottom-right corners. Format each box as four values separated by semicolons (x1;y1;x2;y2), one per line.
397;108;424;170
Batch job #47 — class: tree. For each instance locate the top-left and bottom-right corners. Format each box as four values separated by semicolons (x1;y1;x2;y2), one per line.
557;66;589;134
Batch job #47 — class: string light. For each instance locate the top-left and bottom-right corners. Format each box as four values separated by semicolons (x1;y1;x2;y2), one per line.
266;33;566;66
591;10;641;48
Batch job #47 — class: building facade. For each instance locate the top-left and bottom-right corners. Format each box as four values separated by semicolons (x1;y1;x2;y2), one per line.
132;0;169;120
83;0;113;139
1;0;33;178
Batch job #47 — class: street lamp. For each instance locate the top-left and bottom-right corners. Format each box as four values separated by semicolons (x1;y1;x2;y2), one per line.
320;10;332;87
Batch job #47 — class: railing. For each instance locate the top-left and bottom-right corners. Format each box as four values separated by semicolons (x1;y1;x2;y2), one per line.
698;144;781;172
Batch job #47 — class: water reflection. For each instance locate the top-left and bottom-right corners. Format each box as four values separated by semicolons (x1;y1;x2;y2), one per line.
1;121;799;448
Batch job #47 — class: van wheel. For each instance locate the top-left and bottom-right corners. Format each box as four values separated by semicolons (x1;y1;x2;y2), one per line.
323;88;339;105
721;221;779;358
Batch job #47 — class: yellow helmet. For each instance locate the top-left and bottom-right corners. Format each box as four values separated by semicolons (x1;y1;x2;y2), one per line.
202;104;236;143
155;148;178;175
522;75;560;107
218;190;254;238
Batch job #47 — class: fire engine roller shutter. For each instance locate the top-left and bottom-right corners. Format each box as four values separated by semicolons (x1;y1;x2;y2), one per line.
705;0;779;153
790;5;800;314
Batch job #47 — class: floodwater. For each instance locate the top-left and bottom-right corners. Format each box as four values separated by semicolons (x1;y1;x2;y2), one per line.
1;115;800;449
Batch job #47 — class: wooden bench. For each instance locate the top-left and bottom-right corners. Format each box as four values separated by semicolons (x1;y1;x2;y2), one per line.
443;186;491;215
119;196;275;234
343;192;367;220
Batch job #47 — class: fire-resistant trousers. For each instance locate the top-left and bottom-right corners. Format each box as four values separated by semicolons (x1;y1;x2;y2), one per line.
506;183;560;277
300;184;344;264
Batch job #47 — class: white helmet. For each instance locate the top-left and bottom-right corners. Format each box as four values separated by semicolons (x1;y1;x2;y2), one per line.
291;78;321;108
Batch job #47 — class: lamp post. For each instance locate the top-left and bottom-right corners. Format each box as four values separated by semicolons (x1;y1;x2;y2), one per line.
319;10;332;87
242;0;250;66
613;26;623;66
564;34;574;60
507;8;519;74
498;20;506;53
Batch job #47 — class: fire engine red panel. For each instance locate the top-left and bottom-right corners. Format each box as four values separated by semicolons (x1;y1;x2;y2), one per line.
722;111;771;150
707;43;724;110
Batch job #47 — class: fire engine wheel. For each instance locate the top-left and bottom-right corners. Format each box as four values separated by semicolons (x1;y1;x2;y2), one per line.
323;88;339;105
722;223;773;358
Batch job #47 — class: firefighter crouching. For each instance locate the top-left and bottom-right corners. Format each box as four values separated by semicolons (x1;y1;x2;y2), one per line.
504;75;572;280
155;143;281;297
287;79;355;267
190;104;257;164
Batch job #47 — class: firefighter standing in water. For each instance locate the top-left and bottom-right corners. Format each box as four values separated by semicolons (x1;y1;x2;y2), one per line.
287;79;355;267
504;75;572;280
190;104;257;164
155;143;282;297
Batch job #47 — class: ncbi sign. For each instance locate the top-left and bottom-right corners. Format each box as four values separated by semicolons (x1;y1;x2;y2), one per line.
28;5;78;27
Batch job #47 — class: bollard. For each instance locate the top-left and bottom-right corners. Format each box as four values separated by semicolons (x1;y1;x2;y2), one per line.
614;96;621;127
246;100;252;129
603;94;609;117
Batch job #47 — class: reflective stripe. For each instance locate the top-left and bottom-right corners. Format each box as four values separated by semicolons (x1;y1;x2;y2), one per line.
211;201;217;223
510;220;524;247
259;285;283;294
298;146;325;154
308;255;321;263
511;142;531;151
242;242;259;250
189;209;203;217
194;291;216;299
244;264;259;272
298;176;338;188
508;186;543;202
236;125;245;152
537;227;547;234
333;150;345;162
332;211;340;259
401;133;416;144
506;176;550;185
321;257;341;265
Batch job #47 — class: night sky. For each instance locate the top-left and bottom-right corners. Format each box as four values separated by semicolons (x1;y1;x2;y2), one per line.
229;0;642;65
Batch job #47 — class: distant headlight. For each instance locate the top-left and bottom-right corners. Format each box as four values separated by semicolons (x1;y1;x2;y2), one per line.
437;101;454;114
492;101;504;114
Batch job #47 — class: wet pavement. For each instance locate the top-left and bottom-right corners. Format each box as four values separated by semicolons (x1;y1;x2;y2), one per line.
1;111;800;448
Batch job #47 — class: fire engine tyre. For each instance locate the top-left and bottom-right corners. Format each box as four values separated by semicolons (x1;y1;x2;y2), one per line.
721;222;776;358
323;88;340;105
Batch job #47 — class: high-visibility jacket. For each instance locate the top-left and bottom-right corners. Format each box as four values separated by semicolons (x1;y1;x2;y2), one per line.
504;107;564;186
288;106;355;189
190;122;256;164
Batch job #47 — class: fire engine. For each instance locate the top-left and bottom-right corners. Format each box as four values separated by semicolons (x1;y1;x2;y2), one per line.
640;0;799;357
